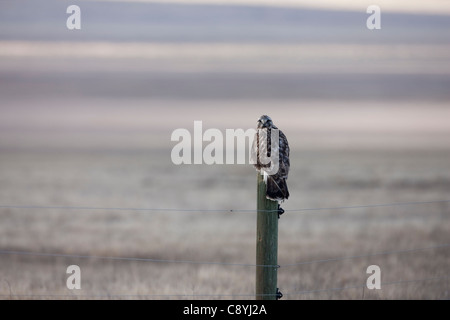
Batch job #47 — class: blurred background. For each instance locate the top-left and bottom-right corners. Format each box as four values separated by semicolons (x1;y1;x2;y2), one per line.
0;0;449;299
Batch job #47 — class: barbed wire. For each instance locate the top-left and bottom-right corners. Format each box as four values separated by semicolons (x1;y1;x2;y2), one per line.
0;199;449;214
1;200;448;299
285;199;450;213
0;250;277;268
1;275;446;299
0;292;271;299
1;242;449;269
279;243;450;268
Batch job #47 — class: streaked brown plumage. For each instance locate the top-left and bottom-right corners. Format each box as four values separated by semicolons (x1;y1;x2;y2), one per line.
251;115;290;202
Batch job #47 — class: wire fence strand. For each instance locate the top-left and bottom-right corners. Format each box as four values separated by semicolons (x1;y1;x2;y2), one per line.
280;243;450;268
1;275;446;299
0;250;278;268
0;292;276;299
1;242;448;269
1;199;448;299
0;199;449;214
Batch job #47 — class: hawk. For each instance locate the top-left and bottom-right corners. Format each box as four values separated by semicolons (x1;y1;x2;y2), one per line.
251;115;290;203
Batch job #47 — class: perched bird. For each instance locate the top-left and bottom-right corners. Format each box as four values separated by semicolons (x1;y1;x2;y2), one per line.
251;115;290;203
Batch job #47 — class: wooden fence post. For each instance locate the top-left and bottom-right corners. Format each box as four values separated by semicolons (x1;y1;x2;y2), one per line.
256;172;279;300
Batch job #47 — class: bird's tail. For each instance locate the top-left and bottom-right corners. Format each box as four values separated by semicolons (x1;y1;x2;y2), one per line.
266;176;289;202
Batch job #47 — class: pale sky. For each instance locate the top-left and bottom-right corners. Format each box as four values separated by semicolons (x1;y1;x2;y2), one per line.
91;0;450;15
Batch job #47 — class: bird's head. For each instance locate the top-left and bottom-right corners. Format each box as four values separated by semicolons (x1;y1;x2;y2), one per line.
257;115;274;129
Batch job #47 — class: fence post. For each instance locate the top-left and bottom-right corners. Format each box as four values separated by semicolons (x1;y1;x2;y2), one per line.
256;172;279;300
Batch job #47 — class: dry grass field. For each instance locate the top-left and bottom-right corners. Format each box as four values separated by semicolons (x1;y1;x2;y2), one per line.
0;102;449;300
1;0;449;300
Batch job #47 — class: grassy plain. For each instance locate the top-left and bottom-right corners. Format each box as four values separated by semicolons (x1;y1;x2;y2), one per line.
0;107;449;299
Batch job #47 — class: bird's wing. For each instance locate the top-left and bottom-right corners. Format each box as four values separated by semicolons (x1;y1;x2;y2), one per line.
277;130;290;179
